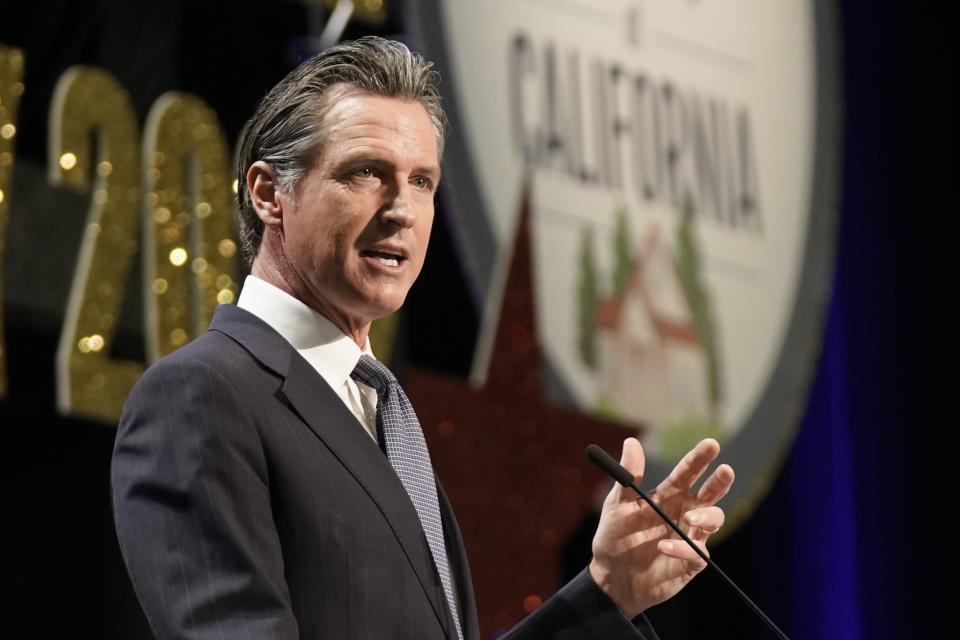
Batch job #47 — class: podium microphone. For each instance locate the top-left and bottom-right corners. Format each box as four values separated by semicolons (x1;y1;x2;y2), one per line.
585;444;791;640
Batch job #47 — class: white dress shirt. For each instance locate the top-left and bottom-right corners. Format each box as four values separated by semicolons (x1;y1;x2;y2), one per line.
238;277;462;597
236;275;379;442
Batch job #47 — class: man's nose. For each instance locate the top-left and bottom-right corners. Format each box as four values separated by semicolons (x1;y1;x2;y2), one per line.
380;182;416;228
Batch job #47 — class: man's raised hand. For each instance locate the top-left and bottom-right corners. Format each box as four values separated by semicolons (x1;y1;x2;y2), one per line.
588;437;735;618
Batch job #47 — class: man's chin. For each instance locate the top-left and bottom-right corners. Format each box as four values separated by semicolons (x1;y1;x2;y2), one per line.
366;298;406;322
346;289;408;326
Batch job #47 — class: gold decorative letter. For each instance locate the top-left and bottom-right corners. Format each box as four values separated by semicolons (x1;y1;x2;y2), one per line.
49;66;143;421
143;92;238;361
0;45;24;398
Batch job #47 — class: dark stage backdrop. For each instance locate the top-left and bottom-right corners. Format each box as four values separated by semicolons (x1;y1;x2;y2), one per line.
0;2;944;638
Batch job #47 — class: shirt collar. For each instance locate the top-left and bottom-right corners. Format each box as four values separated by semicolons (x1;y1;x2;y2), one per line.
236;275;372;391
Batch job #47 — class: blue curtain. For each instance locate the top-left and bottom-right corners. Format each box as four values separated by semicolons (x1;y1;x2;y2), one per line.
782;3;941;637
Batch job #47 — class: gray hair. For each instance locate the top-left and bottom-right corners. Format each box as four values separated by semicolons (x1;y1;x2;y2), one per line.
236;36;447;263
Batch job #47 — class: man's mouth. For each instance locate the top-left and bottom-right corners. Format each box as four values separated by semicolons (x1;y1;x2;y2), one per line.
361;248;406;267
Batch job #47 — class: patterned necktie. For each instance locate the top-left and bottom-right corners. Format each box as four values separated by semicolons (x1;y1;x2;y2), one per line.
350;355;463;640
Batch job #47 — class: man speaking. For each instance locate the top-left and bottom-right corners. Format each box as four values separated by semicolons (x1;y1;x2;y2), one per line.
112;36;734;639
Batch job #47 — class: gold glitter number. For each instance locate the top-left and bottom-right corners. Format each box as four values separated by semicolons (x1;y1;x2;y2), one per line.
0;45;24;398
143;92;237;361
49;66;143;421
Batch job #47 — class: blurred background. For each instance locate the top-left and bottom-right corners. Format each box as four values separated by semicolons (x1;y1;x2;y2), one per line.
0;1;945;638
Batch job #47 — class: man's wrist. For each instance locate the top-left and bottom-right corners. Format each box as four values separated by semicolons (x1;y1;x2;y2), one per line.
588;557;646;619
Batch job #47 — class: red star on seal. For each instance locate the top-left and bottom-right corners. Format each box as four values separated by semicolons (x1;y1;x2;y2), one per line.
406;184;640;635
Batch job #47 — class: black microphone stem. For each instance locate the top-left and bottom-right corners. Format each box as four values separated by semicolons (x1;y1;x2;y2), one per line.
585;444;791;640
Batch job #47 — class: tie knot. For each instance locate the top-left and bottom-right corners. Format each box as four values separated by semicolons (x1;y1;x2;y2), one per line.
350;355;396;393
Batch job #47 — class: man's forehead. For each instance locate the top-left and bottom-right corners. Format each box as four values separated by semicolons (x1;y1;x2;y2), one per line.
319;88;428;126
315;89;442;164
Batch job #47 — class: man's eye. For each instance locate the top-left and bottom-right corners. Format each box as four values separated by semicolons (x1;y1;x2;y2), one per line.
412;176;431;190
356;167;374;178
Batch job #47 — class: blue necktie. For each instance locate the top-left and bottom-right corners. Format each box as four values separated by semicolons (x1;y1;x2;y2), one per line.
350;355;463;640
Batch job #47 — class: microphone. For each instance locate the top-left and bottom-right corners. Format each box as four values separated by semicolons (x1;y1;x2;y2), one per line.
585;444;791;640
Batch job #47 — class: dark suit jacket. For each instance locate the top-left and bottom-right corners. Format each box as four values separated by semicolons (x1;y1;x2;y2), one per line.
112;304;657;639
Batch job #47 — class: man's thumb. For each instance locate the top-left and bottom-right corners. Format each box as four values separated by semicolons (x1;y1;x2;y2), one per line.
619;437;646;487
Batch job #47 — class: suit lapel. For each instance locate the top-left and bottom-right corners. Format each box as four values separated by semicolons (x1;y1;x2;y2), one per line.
437;480;479;640
210;305;456;639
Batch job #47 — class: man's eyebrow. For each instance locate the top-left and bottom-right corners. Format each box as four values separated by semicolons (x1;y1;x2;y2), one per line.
331;150;441;178
335;150;386;166
415;164;443;180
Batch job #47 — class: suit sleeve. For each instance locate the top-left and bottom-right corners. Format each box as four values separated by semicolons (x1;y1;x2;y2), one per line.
111;354;298;640
500;568;660;640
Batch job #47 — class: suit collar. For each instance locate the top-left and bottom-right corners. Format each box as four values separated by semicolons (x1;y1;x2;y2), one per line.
209;304;459;638
209;303;292;377
236;275;373;396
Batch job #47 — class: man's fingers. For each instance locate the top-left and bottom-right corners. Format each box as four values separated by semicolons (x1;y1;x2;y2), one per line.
658;538;709;567
695;463;735;504
684;506;725;538
661;438;720;493
613;437;646;503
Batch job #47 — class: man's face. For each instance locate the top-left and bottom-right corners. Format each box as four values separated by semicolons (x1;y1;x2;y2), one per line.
275;92;440;334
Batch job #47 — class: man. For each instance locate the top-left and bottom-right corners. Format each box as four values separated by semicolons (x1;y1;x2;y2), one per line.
112;37;734;639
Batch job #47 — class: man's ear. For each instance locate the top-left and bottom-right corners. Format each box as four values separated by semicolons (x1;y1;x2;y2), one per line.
247;160;284;226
